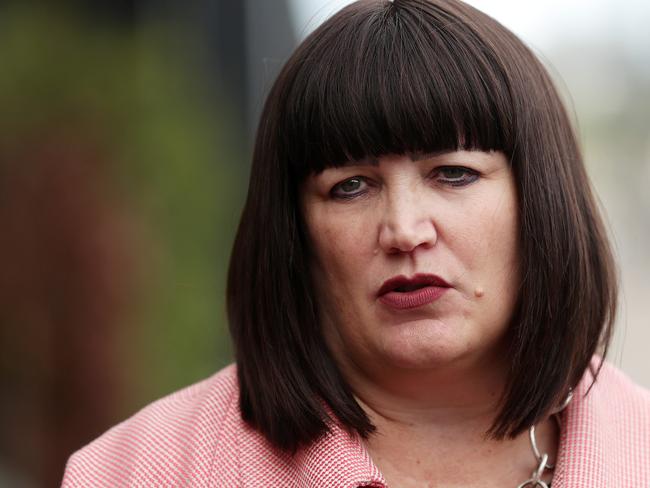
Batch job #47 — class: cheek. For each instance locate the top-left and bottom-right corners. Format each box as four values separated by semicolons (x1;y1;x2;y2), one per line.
474;186;518;255
449;189;519;304
312;222;372;285
306;212;377;348
308;209;376;271
492;202;520;273
471;200;520;306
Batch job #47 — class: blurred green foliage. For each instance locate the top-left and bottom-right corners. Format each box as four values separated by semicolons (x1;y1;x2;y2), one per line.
0;1;243;415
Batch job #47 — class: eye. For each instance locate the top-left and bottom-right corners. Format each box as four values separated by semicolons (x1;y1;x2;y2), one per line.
434;166;479;187
330;177;368;199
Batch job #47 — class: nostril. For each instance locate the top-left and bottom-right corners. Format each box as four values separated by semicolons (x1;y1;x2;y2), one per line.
378;212;437;254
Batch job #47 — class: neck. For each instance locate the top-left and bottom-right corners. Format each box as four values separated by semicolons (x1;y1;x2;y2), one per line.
344;347;510;423
338;355;558;487
362;415;557;488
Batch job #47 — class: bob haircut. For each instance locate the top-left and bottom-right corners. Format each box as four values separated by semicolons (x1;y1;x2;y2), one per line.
227;0;617;452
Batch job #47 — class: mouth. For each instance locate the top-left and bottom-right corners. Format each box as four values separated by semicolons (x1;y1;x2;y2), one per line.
377;273;451;310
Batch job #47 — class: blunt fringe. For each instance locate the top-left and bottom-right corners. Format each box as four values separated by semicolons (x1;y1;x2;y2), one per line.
227;0;617;452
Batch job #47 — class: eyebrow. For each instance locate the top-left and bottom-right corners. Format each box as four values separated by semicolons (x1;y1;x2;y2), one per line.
410;150;453;161
342;150;454;167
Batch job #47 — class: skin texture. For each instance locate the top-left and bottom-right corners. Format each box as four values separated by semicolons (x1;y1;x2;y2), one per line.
301;151;557;487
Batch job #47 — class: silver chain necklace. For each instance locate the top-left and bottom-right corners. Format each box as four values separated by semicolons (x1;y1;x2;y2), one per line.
516;391;573;488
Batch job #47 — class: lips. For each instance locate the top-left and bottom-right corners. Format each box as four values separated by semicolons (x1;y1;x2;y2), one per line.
377;273;451;310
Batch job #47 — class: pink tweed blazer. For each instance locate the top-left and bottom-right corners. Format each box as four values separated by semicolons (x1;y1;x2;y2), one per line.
63;360;650;487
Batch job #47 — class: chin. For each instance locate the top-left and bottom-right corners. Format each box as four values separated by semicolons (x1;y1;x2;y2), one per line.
377;318;472;370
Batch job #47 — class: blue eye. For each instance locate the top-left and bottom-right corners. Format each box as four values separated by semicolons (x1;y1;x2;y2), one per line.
330;177;368;199
435;166;479;187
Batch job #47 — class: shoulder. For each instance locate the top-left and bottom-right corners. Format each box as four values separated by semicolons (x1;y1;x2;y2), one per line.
573;359;650;439
586;359;650;414
62;364;242;487
557;358;650;486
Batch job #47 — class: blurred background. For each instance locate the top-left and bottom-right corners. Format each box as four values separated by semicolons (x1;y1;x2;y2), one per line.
0;0;647;486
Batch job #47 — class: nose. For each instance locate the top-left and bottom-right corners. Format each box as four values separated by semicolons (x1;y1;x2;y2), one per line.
378;191;437;254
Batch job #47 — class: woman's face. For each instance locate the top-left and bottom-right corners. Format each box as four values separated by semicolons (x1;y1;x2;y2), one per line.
301;150;520;381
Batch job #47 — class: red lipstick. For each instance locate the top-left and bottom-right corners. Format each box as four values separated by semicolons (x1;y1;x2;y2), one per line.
378;273;450;310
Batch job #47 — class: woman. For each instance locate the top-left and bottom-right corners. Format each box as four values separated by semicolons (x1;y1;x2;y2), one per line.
63;0;650;486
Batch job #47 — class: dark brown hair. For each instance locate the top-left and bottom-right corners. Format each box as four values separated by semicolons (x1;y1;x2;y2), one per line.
227;0;617;452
